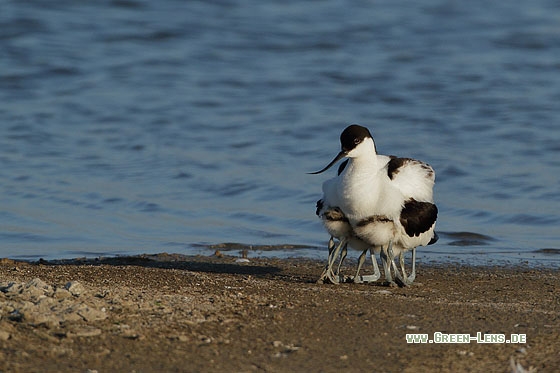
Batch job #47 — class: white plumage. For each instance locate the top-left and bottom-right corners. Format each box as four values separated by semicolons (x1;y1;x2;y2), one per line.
316;196;381;284
312;124;438;286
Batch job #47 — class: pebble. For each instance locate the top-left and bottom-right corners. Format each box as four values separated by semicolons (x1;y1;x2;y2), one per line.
26;278;52;294
54;287;72;299
2;282;25;294
75;304;107;322
0;330;10;341
65;281;87;296
69;327;102;338
169;334;190;342
0;278;106;329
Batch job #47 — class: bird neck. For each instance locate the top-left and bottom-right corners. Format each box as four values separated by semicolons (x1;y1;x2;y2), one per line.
347;151;379;174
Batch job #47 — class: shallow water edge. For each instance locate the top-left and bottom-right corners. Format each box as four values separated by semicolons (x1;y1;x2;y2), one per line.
7;243;559;270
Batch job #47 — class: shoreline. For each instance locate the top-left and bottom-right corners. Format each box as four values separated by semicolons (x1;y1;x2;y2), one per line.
6;243;560;270
1;253;558;372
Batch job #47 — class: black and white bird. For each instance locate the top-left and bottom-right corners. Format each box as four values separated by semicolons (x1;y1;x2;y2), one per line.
315;162;381;284
315;198;381;284
311;124;438;286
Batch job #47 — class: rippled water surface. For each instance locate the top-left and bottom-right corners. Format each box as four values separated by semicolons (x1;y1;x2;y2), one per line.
1;0;559;266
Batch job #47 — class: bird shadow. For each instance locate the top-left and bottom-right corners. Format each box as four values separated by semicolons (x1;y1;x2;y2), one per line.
34;253;284;277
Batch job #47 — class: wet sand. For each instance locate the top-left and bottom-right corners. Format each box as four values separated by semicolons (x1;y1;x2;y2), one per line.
1;253;558;372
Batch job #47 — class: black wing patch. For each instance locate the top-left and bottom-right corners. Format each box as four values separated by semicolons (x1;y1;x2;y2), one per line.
428;231;439;245
337;159;349;176
387;157;434;180
387;157;412;179
400;199;438;237
316;199;324;216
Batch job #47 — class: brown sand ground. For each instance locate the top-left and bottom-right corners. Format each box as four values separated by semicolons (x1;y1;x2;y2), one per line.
0;253;558;372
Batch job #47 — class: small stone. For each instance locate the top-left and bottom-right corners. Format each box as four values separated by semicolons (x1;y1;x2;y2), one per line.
37;295;57;308
61;306;85;323
284;344;300;353
21;278;54;299
0;329;10;341
25;311;60;329
17;351;30;359
48;346;72;357
76;304;107;322
95;349;111;357
70;327;102;338
65;281;86;296
26;278;51;291
8;310;24;322
95;290;110;298
3;282;24;294
122;330;142;340
53;287;72;299
169;334;190;342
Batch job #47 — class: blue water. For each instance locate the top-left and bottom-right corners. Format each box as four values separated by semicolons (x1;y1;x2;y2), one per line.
1;0;559;266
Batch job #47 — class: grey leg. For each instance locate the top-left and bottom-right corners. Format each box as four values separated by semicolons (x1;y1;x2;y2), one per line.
327;237;335;257
387;243;407;287
369;247;381;281
354;247;381;283
318;237;337;283
381;241;398;286
326;239;347;284
396;249;417;286
394;252;409;287
380;246;391;283
320;238;347;284
399;252;408;281
407;248;416;283
352;249;368;283
336;245;348;276
389;241;403;287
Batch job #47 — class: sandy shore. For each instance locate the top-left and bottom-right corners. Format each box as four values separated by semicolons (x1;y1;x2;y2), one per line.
0;253;558;372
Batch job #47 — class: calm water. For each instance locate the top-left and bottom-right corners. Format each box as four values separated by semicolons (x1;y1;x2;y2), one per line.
1;0;559;266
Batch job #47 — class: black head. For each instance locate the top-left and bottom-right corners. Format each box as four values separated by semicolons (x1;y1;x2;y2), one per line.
308;124;373;174
340;124;373;153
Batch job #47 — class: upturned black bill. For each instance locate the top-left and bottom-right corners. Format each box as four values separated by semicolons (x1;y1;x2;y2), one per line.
307;151;346;174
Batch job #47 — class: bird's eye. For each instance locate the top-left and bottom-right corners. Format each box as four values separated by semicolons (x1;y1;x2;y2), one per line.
353;138;360;145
